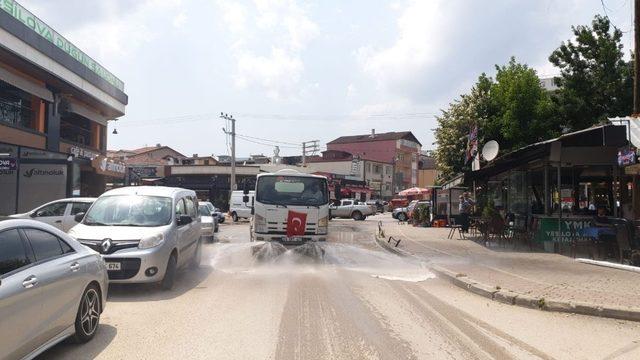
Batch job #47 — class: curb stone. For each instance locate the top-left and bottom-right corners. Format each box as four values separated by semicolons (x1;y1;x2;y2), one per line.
430;263;640;322
494;290;519;305
374;234;640;322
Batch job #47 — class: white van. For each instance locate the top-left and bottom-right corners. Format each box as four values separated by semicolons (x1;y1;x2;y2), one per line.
229;190;255;222
68;186;202;290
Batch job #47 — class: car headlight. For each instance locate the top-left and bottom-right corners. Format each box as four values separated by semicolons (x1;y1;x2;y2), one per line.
318;216;328;234
254;214;267;233
202;222;213;228
138;233;164;249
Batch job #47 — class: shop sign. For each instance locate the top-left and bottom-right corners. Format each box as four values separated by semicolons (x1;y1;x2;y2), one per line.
617;150;636;166
70;146;98;160
92;156;126;177
0;158;17;171
20;148;68;160
534;217;595;244
0;1;125;91
131;166;157;178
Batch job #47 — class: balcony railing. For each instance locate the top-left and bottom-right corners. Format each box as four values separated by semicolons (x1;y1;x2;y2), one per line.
0;99;34;129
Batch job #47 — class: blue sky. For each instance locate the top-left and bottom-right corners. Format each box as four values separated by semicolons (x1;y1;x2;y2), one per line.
21;0;635;157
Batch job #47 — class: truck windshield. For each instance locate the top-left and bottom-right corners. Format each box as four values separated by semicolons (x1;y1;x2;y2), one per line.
83;195;173;227
256;175;328;207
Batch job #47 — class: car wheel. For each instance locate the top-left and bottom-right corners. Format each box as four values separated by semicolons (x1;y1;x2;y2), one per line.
72;284;101;343
232;212;238;222
352;211;363;221
191;240;202;269
161;253;178;290
397;213;407;221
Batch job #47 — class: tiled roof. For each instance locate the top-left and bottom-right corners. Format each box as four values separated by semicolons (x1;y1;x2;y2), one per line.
327;131;421;146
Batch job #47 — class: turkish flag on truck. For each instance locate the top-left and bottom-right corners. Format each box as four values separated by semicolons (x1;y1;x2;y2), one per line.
286;211;307;238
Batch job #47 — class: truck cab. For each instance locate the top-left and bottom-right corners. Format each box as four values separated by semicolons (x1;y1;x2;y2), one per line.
250;169;330;245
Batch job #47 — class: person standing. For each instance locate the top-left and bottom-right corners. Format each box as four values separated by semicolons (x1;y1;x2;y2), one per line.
458;192;475;232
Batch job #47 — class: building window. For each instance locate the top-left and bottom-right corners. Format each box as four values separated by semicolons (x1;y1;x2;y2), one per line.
0;80;35;129
204;160;210;165
60;113;92;147
385;166;392;175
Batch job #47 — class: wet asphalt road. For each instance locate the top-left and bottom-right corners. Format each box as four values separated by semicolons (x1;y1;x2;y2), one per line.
41;215;640;359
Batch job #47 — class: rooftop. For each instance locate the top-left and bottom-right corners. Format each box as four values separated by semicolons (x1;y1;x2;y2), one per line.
327;131;421;146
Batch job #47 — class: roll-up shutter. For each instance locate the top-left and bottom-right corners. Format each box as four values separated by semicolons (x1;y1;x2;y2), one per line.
0;64;54;102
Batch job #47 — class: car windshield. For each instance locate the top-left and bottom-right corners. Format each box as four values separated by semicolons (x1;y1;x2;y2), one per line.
198;205;211;216
256;175;328;206
83;195;172;227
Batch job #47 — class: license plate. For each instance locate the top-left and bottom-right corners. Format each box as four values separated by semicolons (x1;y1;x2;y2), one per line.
106;262;121;271
284;237;302;242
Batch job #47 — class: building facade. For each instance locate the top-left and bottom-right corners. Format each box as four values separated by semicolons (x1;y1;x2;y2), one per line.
0;2;127;214
109;144;186;183
326;130;421;194
417;151;438;188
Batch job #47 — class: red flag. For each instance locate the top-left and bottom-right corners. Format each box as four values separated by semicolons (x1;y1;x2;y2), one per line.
286;210;307;238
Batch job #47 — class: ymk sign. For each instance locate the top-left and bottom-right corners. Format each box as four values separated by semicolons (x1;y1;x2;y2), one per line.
23;168;64;178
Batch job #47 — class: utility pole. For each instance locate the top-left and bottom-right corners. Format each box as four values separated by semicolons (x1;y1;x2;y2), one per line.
301;140;320;166
634;0;640;116
220;113;236;191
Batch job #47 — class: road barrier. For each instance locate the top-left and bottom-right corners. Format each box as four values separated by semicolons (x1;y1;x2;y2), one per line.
388;236;401;247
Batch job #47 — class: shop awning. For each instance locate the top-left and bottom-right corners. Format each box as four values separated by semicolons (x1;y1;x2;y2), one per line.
66;101;108;126
468;125;627;180
0;64;53;102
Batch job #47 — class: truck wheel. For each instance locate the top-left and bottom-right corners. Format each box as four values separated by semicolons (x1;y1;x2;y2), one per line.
232;212;238;222
352;211;363;221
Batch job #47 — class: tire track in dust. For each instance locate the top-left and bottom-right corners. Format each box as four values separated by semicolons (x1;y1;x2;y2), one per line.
275;270;417;360
390;282;555;360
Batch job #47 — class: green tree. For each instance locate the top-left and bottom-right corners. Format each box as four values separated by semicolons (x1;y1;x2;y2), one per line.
434;58;557;181
433;74;492;180
487;57;559;150
549;15;633;130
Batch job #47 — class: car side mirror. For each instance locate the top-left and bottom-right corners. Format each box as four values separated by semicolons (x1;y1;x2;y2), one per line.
177;214;192;226
74;212;86;223
30;212;37;218
242;195;249;203
243;182;250;195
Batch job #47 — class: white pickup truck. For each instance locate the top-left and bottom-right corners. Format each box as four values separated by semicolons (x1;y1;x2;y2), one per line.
329;199;375;221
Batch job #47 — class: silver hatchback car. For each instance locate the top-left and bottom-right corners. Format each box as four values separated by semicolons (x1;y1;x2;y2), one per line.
0;219;108;360
68;186;202;290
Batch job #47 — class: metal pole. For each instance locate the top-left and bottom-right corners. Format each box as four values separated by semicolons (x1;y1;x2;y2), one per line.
634;0;640;115
302;141;306;166
231;116;236;191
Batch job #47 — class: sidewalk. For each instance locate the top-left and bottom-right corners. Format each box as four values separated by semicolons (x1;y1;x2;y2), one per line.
380;222;640;320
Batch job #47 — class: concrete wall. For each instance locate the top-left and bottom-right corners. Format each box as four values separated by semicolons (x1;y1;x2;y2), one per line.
327;139;398;163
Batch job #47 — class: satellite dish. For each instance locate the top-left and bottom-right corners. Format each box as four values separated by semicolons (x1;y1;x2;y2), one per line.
482;140;500;161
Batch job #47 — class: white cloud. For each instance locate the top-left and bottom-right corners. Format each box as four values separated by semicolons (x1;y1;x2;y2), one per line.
62;0;184;61
357;0;447;97
217;0;319;100
173;11;188;28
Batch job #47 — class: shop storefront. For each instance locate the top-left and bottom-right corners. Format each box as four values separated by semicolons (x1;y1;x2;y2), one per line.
0;142;70;214
464;125;628;248
0;1;127;212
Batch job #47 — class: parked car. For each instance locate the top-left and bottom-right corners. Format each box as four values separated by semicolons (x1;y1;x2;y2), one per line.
201;201;224;225
68;186;202;290
9;198;96;232
0;219;108;360
366;200;387;213
329;199;375;220
392;206;409;221
229;190;255;222
198;204;217;242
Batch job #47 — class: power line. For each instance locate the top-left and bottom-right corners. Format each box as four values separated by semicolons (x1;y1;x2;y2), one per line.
235;135;300;149
234;133;300;146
